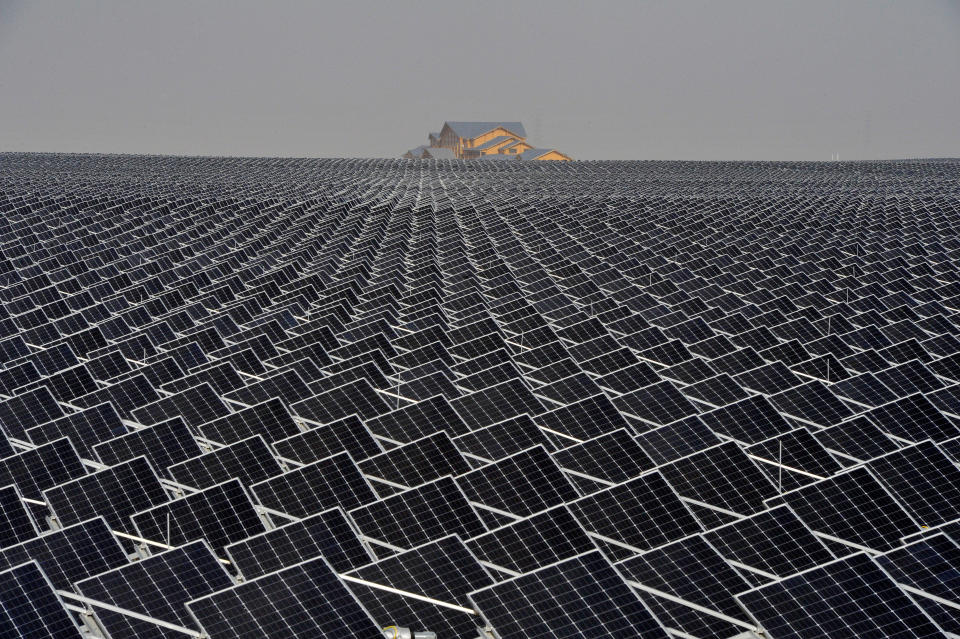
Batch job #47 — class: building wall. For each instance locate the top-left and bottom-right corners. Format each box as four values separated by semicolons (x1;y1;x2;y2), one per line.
467;128;524;149
501;141;532;155
533;150;571;161
429;123;570;160
479;137;519;155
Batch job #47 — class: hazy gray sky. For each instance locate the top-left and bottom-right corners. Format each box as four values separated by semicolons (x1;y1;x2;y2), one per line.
1;0;957;160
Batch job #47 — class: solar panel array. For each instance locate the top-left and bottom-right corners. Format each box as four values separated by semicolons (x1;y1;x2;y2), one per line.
0;152;959;637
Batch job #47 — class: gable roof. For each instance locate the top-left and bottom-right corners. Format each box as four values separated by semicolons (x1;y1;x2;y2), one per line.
404;145;430;158
473;135;518;151
500;139;529;151
443;122;526;140
518;148;555;160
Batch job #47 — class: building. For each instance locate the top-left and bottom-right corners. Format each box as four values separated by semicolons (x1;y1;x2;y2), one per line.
403;121;571;161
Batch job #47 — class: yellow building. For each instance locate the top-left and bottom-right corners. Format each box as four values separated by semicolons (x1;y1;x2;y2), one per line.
404;121;571;161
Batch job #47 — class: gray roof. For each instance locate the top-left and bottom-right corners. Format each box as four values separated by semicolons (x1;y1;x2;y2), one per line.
443;121;526;140
500;139;527;151
477;154;518;161
473;135;518;151
422;147;456;160
518;148;555;160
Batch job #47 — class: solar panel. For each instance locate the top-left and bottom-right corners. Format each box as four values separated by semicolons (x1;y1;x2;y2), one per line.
6;152;960;638
704;504;836;580
737;552;944;639
875;360;945;397
250;451;377;518
616;535;754;639
193;397;301;445
226;507;373;578
162;361;246;396
468;550;671;639
0;437;87;501
0;561;84;639
769;380;855;427
24;402;126;460
680;372;750;407
186;555;381;639
587;357;656;385
633;415;721;464
0;484;38;547
73;374;161;419
132;479;266;556
290;378;391;424
866;441;960;527
770;466;920;551
43;455;168;537
0;517;129;590
0;387;65;440
359;431;471;491
534;393;632;442
168;435;283;490
365;394;472;440
223;369;313;407
451;379;545;430
876;533;960;636
345;535;494;639
864;393;960;443
746;428;845;490
552;428;655;484
658;442;779;524
466;505;597;575
457;446;580;519
567;472;702;556
132;382;231;429
74;540;234;639
349;476;487;550
93;416;201;479
273;415;383;465
811;415;902;462
612;380;700;427
452;414;555;463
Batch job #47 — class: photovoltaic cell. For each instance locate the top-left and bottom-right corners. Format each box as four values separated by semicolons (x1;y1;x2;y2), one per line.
468;550;671;639
186;556;381;639
271;414;384;464
616;535;753;639
876;533;960;636
168;435;283;490
5;150;960;639
132;479;266;556
567;472;703;555
457;446;580;518
0;517;129;590
43;455;168;537
349;476;487;550
74;540;234;639
0;484;38;548
770;466;919;551
704;505;836;580
359;431;471;490
250;451;377;518
737;552;943;639
345;535;494;639
93;416;201;480
865;441;960;527
0;561;84;639
225;507;373;578
0;437;87;500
